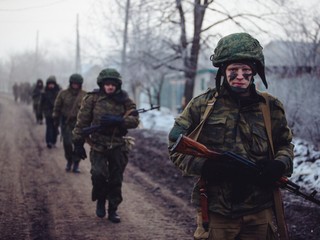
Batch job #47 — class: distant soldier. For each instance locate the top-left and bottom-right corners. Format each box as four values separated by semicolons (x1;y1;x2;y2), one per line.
72;68;139;223
53;74;86;173
32;79;44;124
40;76;61;149
12;82;19;102
19;82;32;104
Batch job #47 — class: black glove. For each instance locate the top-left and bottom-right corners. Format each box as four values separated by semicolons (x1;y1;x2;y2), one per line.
201;157;237;182
100;114;124;127
258;160;286;187
73;142;87;160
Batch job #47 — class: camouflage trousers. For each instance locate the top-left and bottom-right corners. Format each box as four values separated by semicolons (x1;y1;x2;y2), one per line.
61;123;81;164
90;147;128;212
203;208;277;240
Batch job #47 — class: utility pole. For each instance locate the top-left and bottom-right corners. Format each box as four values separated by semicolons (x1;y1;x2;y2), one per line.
34;30;39;78
121;0;130;91
75;14;82;74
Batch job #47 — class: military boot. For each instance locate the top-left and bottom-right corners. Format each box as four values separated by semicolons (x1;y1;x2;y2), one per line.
108;206;121;223
96;199;106;218
72;161;80;173
65;161;72;172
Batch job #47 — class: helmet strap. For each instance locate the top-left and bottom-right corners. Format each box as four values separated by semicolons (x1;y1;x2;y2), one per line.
215;67;223;93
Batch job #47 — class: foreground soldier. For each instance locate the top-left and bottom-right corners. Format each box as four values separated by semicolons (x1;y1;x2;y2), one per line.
168;33;294;240
53;74;86;173
72;68;139;223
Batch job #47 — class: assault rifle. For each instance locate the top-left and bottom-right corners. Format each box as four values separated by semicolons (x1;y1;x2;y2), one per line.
170;134;320;206
81;105;160;135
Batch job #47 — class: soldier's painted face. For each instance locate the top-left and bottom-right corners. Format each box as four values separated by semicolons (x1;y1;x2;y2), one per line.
225;63;253;91
104;83;117;94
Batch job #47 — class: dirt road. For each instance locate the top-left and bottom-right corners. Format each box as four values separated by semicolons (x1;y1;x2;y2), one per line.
1;93;320;240
0;94;193;240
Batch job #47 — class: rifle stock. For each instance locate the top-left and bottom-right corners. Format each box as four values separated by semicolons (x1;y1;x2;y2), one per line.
170;134;222;159
170;134;320;206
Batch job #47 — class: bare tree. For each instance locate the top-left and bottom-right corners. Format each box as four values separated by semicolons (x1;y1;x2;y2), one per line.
275;2;320;72
1;50;74;92
267;1;320;146
138;0;280;106
83;0;280;106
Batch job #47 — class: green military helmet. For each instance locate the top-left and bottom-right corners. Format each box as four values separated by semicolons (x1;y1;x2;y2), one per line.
69;73;84;84
97;68;122;88
210;32;267;89
46;75;57;84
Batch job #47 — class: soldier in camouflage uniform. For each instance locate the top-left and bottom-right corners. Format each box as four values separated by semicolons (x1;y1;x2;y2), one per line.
72;68;139;223
40;76;61;149
53;74;86;173
32;79;44;124
12;82;19;102
168;33;294;240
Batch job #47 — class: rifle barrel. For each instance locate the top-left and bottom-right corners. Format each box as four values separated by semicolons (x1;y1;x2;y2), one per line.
172;134;320;207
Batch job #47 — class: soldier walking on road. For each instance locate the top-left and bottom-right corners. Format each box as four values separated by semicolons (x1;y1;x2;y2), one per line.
40;75;61;149
32;79;44;124
72;68;139;223
53;74;86;173
12;82;19;102
168;33;294;240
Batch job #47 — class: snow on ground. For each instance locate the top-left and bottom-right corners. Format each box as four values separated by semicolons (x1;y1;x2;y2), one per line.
139;109;320;193
139;106;175;133
291;138;320;192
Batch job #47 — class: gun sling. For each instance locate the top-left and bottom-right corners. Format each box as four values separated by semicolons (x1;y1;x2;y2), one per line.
260;92;290;240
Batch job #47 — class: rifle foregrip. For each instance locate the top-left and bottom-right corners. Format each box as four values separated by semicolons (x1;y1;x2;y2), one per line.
81;125;101;135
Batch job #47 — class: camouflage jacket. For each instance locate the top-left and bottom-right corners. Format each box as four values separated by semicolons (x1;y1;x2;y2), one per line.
52;87;86;126
32;86;44;104
72;89;139;151
168;86;294;218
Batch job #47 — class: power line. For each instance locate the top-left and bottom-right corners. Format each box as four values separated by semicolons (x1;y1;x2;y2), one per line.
0;0;68;12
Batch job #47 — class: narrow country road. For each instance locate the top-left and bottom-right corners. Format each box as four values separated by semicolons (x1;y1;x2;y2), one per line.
0;94;194;240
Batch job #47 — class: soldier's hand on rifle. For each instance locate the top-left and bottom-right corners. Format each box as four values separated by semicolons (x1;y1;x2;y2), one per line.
258;160;286;187
100;114;124;127
73;141;87;160
201;158;238;182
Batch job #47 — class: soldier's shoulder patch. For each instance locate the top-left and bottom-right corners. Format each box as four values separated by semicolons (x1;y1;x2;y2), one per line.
273;98;284;109
193;88;216;100
268;96;285;115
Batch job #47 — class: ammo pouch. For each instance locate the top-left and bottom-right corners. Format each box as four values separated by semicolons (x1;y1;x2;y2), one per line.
123;136;135;152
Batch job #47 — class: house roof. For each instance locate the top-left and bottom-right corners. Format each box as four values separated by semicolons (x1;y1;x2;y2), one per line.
264;40;320;67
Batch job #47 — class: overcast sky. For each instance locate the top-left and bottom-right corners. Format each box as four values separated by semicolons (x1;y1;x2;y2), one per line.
0;0;318;61
0;0;97;59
